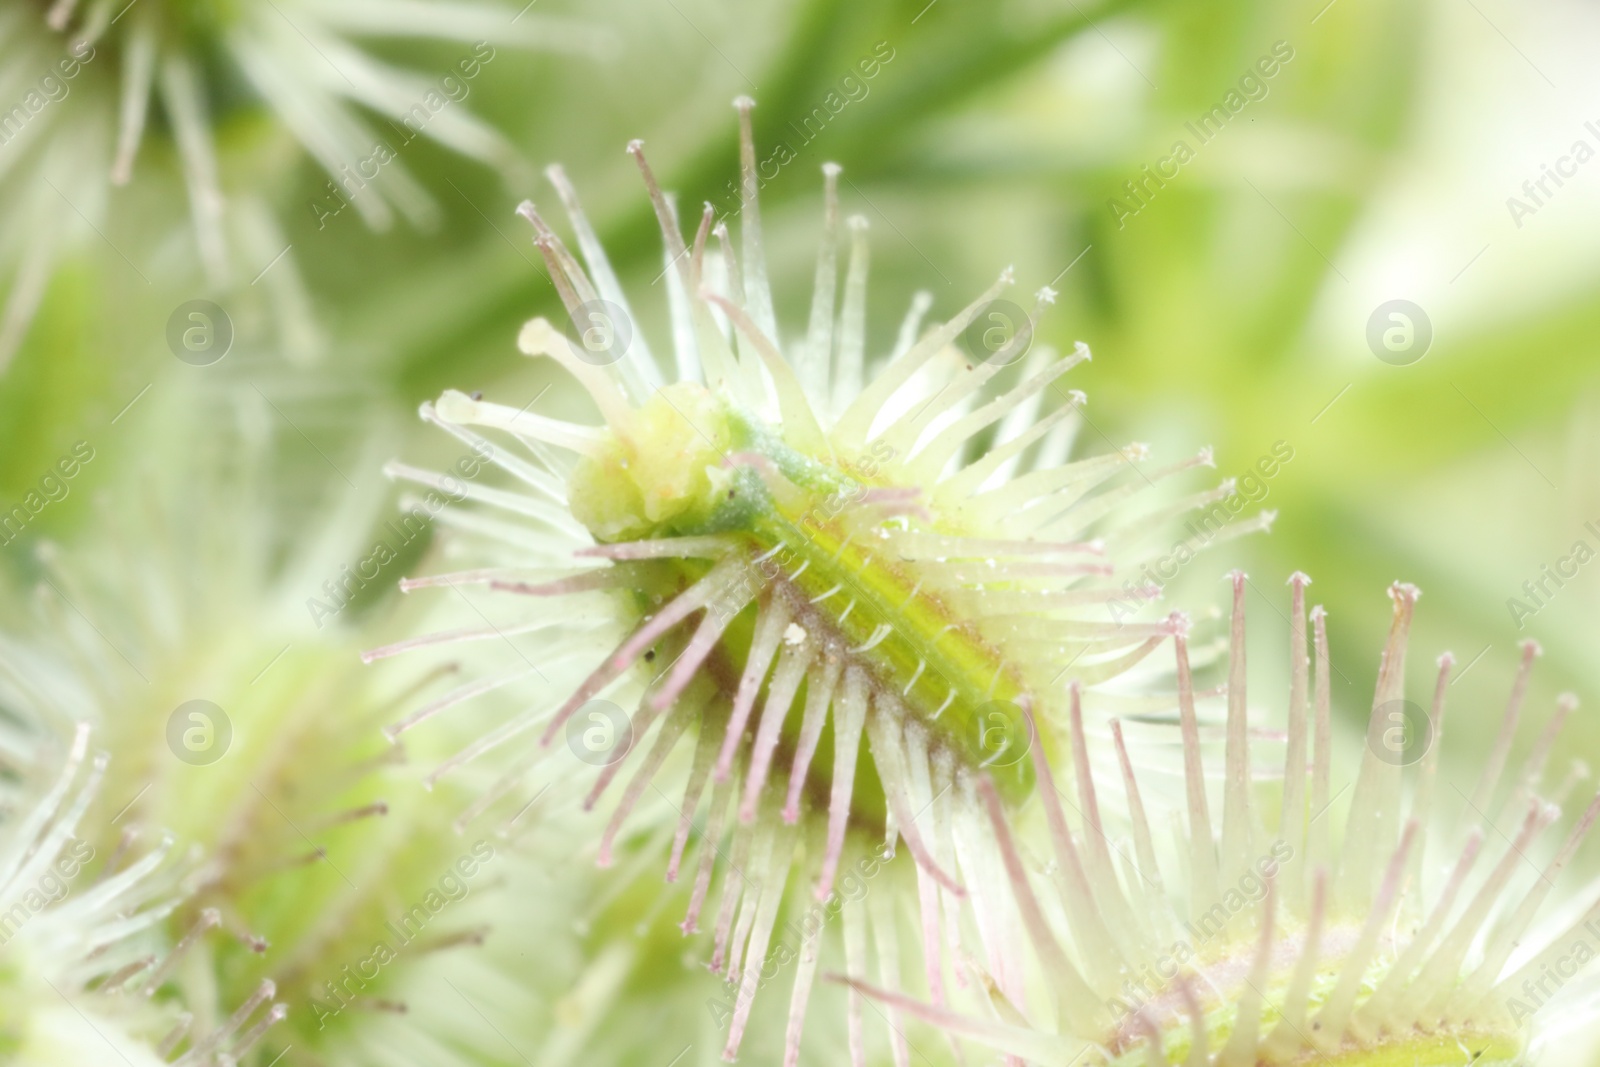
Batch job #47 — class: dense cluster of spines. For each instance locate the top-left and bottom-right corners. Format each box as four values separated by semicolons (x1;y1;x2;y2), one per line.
0;725;287;1065
848;581;1594;1067
0;404;535;1067
373;98;1276;1064
0;0;595;370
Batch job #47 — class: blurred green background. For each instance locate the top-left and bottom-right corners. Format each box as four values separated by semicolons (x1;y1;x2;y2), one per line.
3;0;1598;1056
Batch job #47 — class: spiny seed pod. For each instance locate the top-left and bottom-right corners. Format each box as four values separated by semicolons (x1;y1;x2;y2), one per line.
0;391;540;1067
846;579;1594;1067
0;724;236;1066
370;97;1273;1063
0;0;601;369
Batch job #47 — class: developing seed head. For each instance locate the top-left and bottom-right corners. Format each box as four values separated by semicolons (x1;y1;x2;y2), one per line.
0;725;194;1065
374;99;1266;1063
846;582;1590;1067
0;0;598;370
0;390;542;1066
568;382;735;542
